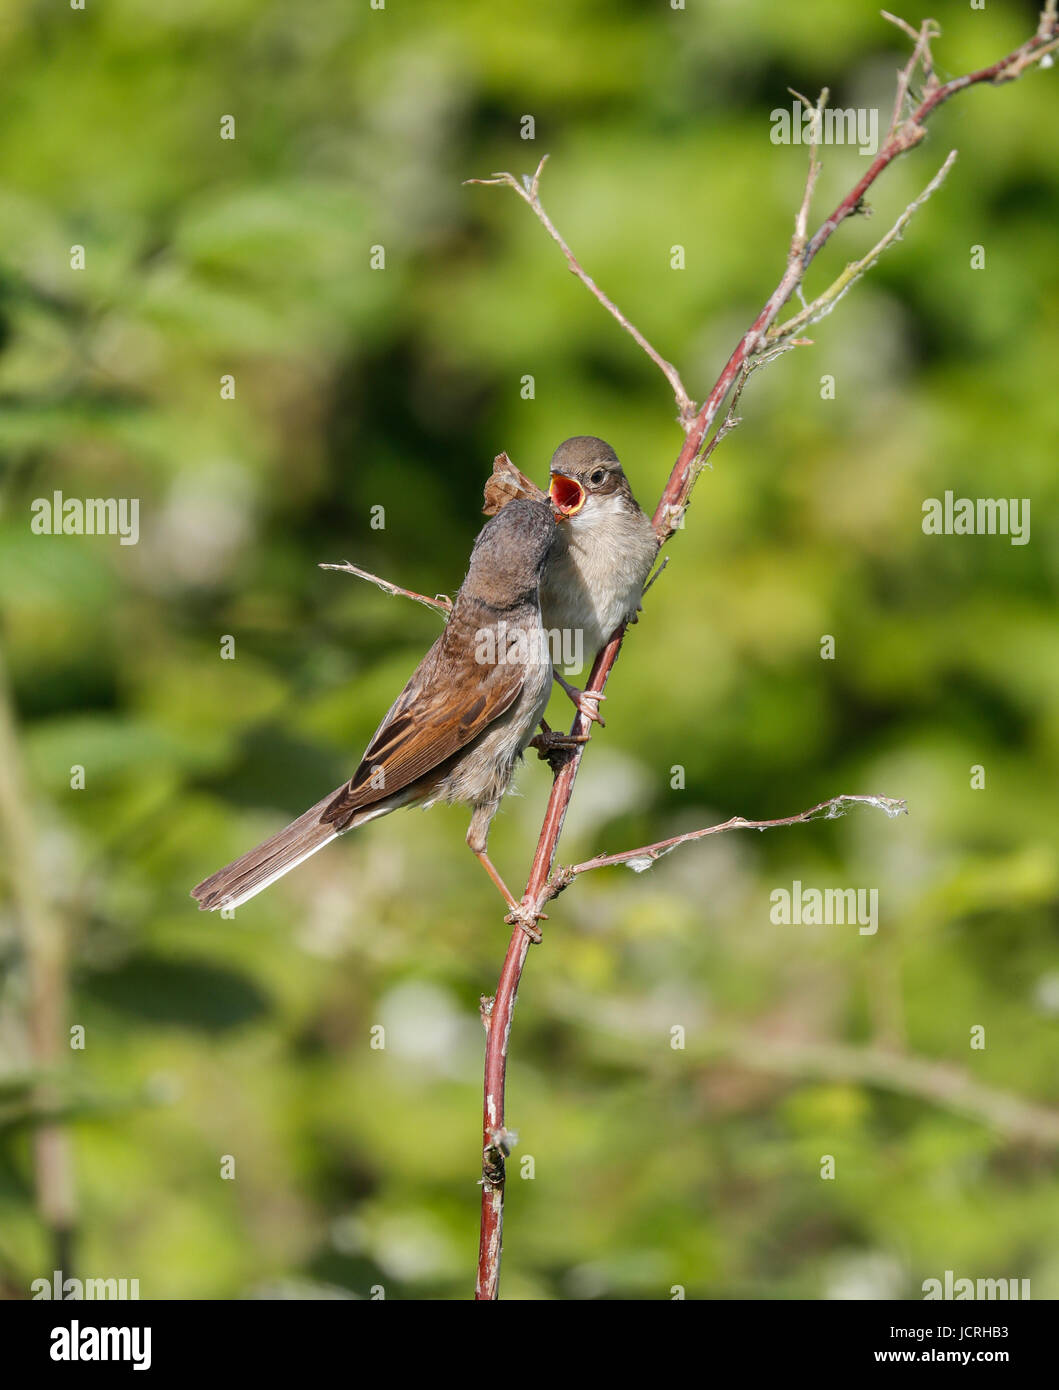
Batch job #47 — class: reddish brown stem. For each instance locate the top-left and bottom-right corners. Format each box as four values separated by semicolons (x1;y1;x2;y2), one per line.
475;632;622;1300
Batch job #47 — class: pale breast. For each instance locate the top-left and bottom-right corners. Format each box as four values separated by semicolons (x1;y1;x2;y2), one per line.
541;501;657;671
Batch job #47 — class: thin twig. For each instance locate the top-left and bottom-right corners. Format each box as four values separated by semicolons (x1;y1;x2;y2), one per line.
882;14;939;134
544;795;907;894
642;555;669;597
789;87;828;258
465;156;697;428
319;561;452;615
688;342;785;483
768;148;958;345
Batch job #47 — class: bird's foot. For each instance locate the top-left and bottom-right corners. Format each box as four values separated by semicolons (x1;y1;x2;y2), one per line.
555;672;607;726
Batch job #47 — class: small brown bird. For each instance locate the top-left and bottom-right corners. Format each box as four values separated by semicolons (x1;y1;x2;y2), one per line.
192;498;559;915
541;437;658;721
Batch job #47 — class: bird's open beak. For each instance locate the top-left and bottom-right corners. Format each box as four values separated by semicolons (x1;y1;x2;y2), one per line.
550;473;586;520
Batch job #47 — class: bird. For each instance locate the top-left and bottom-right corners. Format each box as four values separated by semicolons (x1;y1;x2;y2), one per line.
191;498;560;920
540;437;658;723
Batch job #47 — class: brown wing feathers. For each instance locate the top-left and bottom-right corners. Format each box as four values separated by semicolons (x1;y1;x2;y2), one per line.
322;631;525;831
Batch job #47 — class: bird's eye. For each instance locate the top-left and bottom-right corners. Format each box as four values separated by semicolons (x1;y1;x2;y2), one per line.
589;468;606;486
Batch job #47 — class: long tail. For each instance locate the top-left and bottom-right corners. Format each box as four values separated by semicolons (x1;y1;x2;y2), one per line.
191;786;392;912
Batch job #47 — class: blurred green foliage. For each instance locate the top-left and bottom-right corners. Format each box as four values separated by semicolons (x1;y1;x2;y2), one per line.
0;0;1057;1300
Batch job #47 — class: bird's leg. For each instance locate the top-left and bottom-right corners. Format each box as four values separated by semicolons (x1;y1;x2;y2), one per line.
473;846;519;911
554;669;606;726
467;803;548;942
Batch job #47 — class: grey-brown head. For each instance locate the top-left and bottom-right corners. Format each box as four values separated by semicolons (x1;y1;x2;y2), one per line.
462;497;556;610
548;436;639;519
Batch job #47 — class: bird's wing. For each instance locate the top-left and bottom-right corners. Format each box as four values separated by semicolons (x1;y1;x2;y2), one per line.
321;624;528;828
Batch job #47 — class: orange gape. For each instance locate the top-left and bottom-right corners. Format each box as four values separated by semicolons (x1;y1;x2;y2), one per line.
549;473;586;517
